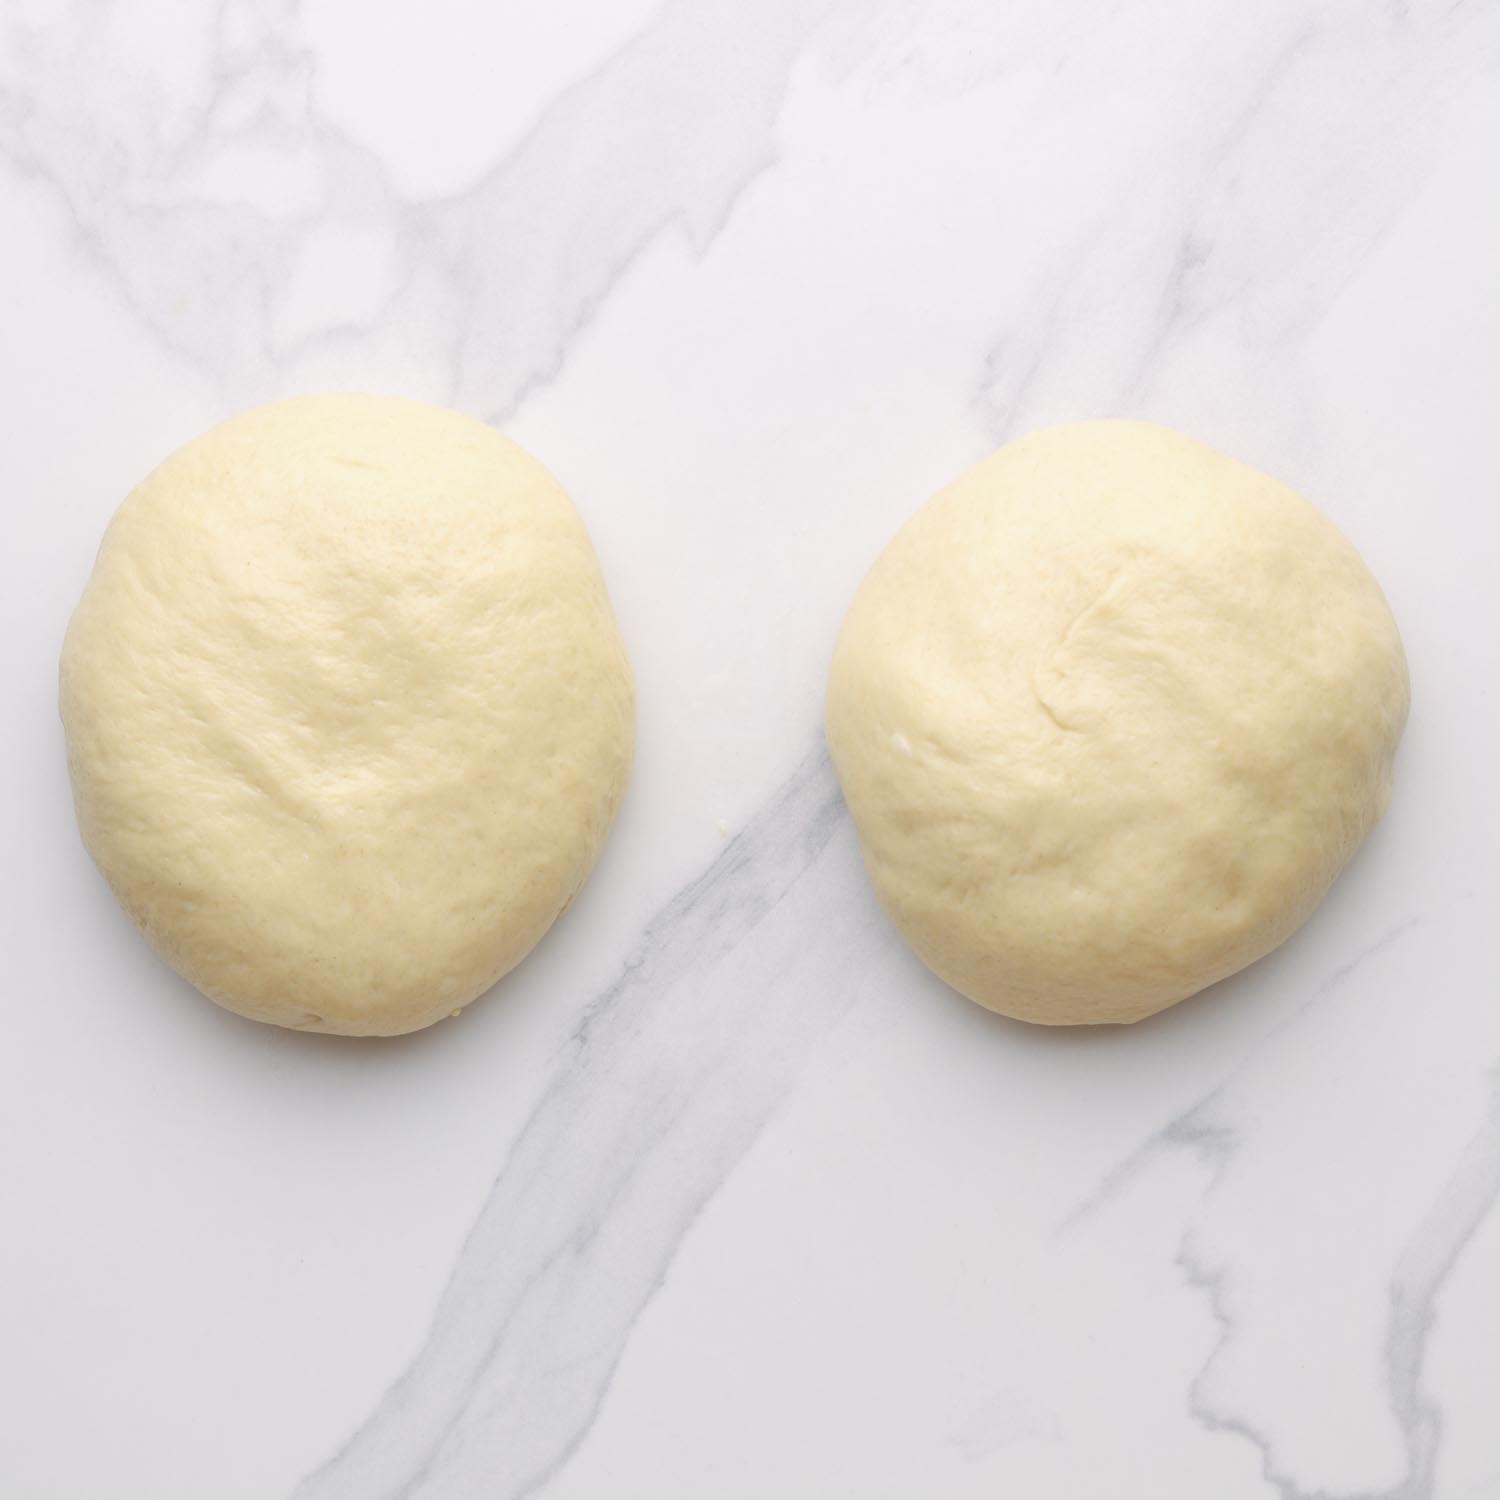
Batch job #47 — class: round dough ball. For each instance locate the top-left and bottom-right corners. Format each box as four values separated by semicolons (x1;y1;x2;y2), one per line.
826;420;1408;1025
61;394;634;1036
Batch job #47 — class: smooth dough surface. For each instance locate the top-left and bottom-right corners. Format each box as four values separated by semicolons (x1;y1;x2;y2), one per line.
61;394;634;1036
826;420;1408;1025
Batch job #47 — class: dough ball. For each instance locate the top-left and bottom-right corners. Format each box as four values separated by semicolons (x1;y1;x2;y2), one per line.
61;394;634;1036
826;421;1408;1025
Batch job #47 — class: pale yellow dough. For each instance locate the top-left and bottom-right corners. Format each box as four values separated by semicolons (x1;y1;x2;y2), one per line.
61;394;634;1035
826;421;1408;1025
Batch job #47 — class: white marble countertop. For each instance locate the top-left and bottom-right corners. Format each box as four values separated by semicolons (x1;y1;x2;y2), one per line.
5;3;1500;1496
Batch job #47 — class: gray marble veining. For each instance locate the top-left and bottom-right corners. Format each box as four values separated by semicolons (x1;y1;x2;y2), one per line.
294;753;897;1499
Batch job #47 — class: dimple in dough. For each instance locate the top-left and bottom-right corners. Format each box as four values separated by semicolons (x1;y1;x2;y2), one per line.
825;420;1409;1025
60;394;634;1036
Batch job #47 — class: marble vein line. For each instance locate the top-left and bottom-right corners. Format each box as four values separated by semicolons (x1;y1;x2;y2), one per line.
977;0;1500;434
291;747;893;1500
1057;916;1425;1235
1058;904;1500;1498
1183;1072;1500;1500
0;0;842;419
421;0;846;422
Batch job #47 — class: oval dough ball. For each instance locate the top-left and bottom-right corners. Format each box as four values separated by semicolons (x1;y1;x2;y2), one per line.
826;420;1408;1025
61;394;634;1036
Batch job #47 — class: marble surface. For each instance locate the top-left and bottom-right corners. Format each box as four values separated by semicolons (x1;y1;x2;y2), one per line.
4;2;1500;1496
